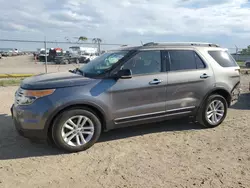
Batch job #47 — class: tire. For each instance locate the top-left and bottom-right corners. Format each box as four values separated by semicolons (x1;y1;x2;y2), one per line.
63;59;69;65
196;94;228;128
52;108;102;152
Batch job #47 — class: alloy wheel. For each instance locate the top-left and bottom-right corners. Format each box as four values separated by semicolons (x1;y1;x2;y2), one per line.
205;100;225;125
61;115;95;147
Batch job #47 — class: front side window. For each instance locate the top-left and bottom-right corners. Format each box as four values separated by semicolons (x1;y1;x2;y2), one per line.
122;51;161;75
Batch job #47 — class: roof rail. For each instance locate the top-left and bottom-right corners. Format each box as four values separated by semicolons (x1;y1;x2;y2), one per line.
143;42;220;47
143;42;156;46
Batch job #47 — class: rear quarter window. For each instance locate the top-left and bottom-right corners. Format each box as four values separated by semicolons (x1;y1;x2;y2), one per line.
208;50;238;67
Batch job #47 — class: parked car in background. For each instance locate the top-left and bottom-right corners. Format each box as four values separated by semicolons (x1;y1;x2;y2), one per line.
0;48;20;56
80;47;99;62
245;60;250;68
1;51;11;57
11;42;241;152
55;47;98;64
55;51;88;64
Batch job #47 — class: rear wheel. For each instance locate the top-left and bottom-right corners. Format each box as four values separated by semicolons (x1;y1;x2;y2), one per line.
197;94;228;128
52;108;102;152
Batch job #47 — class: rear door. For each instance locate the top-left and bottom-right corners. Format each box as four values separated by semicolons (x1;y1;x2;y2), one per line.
164;49;214;112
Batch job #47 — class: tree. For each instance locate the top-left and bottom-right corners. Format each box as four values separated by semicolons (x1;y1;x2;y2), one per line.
92;38;102;55
92;38;102;43
78;36;88;42
240;45;250;55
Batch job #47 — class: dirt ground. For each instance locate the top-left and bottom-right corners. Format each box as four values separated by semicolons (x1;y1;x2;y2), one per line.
0;75;249;188
0;55;81;74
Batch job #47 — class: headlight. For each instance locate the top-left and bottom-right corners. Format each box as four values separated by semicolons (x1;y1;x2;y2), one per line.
15;89;55;105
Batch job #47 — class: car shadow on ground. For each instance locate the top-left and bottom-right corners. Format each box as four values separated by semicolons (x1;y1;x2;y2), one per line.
0;114;205;160
98;119;204;143
230;93;250;110
0;114;63;160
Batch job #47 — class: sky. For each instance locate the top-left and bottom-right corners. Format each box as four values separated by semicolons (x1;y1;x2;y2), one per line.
0;0;250;51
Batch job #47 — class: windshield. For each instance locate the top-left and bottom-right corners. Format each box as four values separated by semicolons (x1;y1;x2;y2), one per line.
69;47;80;54
40;50;46;54
79;50;129;76
56;52;63;56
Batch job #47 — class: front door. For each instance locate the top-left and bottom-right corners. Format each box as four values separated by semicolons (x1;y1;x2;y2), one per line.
110;50;167;124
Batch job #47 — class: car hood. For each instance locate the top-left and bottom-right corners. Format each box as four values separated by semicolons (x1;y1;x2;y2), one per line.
21;72;98;90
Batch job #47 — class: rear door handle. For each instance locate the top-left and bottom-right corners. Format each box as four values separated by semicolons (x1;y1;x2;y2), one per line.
149;79;162;85
200;73;210;79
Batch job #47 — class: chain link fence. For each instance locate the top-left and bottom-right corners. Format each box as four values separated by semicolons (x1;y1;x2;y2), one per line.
0;40;249;76
0;38;127;75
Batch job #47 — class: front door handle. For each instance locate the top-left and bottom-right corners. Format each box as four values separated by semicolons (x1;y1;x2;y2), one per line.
200;73;210;79
149;79;162;85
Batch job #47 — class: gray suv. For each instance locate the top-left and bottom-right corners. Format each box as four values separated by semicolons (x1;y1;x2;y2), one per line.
11;42;241;152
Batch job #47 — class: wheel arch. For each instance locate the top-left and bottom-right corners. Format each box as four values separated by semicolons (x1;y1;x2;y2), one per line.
199;87;231;110
45;102;108;139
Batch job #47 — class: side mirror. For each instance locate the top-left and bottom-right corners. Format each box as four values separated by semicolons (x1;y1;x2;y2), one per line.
117;69;132;79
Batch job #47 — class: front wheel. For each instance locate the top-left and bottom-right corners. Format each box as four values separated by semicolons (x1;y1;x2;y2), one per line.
52;108;102;152
197;94;228;128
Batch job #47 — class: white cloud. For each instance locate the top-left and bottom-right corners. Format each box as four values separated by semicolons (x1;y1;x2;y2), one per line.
0;0;250;48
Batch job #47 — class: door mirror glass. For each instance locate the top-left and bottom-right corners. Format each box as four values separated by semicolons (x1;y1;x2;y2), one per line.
117;69;132;79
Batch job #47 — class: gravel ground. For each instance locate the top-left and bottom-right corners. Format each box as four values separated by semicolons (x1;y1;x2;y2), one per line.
0;76;249;188
0;55;81;74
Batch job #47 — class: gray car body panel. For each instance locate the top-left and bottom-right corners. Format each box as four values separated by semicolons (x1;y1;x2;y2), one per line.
12;43;241;139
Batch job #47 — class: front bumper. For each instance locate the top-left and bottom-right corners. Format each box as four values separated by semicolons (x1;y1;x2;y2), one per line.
11;105;47;140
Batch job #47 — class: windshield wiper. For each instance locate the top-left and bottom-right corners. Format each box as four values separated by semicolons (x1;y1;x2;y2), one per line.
75;68;84;75
69;68;84;76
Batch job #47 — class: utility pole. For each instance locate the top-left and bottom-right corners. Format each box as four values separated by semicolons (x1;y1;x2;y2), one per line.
44;37;48;73
97;40;101;55
235;44;239;62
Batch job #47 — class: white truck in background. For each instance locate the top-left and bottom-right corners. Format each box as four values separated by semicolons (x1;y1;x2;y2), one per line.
69;46;99;63
80;47;99;61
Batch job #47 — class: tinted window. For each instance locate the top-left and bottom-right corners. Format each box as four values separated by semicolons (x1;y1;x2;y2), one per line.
122;51;161;75
169;50;196;71
208;51;237;67
195;52;206;69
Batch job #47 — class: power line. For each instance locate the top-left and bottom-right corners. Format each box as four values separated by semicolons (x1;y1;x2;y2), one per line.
0;38;127;46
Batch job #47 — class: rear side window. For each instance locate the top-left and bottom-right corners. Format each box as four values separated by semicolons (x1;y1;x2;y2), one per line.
168;50;206;71
195;53;206;69
208;51;237;67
